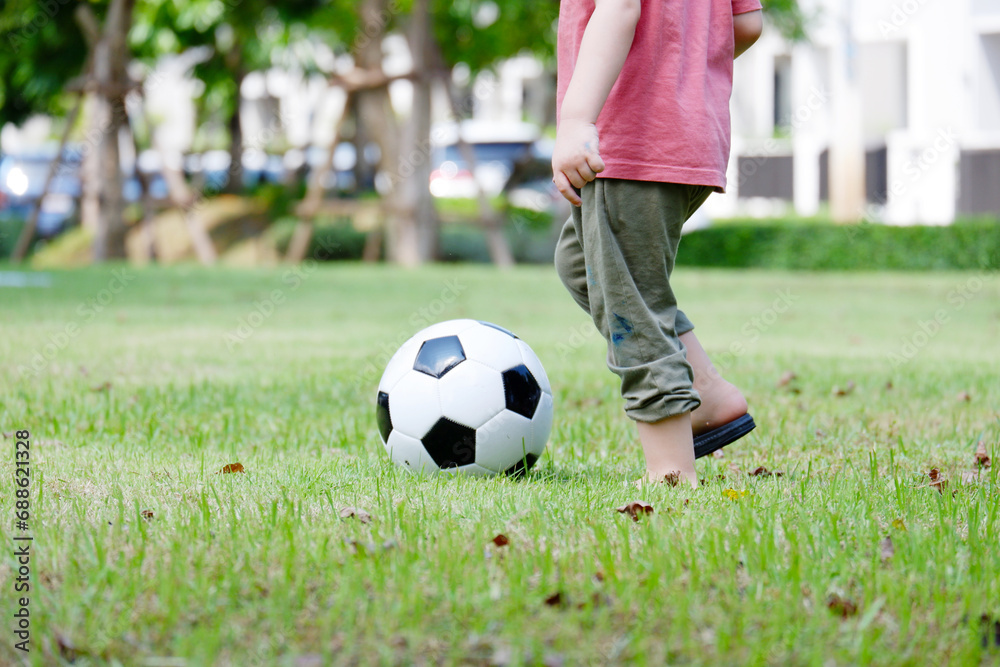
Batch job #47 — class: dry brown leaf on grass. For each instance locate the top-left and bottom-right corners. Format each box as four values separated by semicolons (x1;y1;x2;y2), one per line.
957;391;972;402
749;466;784;478
216;462;245;474
777;371;797;387
926;467;947;493
616;501;654;521
491;534;510;547
140;509;154;521
339;507;372;523
56;632;79;662
975;441;991;469
826;593;858;617
981;614;1000;648
576;592;612;610
879;535;895;562
661;471;681;487
543;591;566;607
832;381;856;397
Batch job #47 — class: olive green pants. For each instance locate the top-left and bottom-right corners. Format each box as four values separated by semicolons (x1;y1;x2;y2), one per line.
554;179;713;423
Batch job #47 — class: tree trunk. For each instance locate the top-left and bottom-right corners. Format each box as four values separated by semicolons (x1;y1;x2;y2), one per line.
389;0;437;265
12;95;83;262
91;0;134;261
130;126;157;262
287;90;353;263
154;136;218;265
225;66;245;194
79;93;101;237
361;89;399;262
829;14;865;223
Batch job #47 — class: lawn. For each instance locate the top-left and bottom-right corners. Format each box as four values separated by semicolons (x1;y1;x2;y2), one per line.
1;263;998;666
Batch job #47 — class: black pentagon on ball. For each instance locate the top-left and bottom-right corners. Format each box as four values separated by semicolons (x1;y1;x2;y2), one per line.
478;320;518;339
421;417;477;468
376;391;392;442
503;453;539;478
413;335;466;378
501;364;542;419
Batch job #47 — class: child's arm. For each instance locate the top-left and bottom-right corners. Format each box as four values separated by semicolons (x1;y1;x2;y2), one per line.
552;0;641;206
733;10;763;58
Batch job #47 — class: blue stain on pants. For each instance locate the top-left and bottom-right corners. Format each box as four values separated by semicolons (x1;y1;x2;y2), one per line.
611;313;634;345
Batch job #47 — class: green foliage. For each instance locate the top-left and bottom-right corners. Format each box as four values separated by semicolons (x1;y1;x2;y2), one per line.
0;0;89;126
269;217;369;260
761;0;809;41
433;0;559;72
0;213;25;257
133;0;341;129
678;221;1000;271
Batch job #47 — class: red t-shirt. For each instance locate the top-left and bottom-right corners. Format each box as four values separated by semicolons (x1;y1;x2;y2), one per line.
557;0;762;191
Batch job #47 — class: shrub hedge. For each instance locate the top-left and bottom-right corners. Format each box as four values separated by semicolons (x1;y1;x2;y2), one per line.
676;221;1000;271
271;217;558;264
170;212;1000;271
0;216;25;258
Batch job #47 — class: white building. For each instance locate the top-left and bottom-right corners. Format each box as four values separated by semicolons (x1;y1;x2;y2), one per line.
707;0;1000;223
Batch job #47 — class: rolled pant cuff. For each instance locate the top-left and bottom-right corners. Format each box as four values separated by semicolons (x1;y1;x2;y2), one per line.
675;313;695;336
625;393;701;423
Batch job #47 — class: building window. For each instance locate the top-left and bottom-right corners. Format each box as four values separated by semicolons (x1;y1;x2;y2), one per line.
773;55;792;132
978;33;1000;132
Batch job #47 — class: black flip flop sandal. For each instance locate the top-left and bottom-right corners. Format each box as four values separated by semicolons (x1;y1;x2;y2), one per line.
693;413;756;459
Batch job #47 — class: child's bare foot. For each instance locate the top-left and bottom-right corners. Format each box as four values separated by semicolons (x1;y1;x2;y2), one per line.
636;414;698;489
633;469;694;489
680;331;749;436
690;377;748;437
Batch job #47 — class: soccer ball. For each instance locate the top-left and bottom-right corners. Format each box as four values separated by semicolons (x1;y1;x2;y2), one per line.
375;319;553;476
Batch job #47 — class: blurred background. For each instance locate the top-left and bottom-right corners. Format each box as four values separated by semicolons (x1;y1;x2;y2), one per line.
0;0;997;270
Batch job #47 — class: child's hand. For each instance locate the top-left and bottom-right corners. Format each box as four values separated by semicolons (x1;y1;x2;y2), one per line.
552;119;605;206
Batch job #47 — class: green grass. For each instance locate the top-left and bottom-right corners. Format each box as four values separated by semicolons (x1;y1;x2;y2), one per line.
1;264;999;666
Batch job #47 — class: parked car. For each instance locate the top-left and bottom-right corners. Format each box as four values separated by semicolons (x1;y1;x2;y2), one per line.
0;147;82;237
429;121;539;199
503;137;569;214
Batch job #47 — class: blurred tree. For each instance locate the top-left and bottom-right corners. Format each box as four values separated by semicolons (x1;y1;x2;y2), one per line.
1;0;135;260
343;0;560;265
432;0;558;73
0;0;90;260
133;0;341;194
0;0;89;127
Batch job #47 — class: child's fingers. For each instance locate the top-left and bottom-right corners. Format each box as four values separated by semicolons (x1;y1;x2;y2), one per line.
577;162;598;183
553;171;582;207
565;168;587;189
586;151;605;174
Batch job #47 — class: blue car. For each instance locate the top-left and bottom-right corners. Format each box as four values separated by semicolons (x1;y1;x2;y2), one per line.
0;148;82;237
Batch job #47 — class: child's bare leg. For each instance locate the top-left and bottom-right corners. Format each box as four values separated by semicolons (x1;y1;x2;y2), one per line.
680;331;748;436
636;412;697;488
